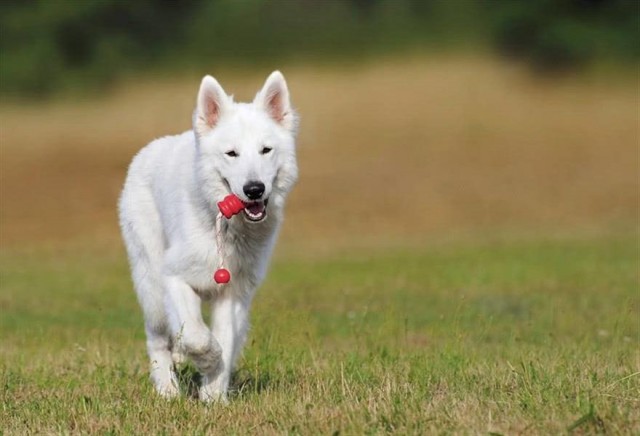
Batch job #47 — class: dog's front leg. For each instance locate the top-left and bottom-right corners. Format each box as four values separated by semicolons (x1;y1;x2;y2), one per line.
163;275;223;394
200;293;250;403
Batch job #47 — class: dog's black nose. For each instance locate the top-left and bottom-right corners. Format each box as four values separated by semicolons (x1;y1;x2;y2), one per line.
243;181;265;200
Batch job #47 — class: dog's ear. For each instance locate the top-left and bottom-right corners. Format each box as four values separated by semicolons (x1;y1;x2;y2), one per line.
255;71;298;132
194;75;231;136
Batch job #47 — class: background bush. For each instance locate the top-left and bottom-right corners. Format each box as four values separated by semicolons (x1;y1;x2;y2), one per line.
488;0;638;70
0;0;637;98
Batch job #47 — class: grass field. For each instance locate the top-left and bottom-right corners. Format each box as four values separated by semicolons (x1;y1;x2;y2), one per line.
1;235;638;433
1;56;638;434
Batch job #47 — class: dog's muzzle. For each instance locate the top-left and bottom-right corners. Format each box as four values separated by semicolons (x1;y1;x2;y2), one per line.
243;198;268;222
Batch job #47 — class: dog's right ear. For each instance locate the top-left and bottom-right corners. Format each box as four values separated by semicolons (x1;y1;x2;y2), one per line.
194;75;231;136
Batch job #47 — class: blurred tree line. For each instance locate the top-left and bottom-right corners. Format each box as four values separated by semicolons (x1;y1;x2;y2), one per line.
0;0;637;98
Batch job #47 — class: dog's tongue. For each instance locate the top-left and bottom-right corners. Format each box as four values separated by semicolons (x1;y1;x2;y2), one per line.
245;202;265;214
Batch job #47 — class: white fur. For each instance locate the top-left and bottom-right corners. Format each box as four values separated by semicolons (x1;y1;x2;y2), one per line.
118;71;298;402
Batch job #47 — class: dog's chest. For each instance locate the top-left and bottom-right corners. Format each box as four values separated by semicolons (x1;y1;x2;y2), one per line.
175;220;276;295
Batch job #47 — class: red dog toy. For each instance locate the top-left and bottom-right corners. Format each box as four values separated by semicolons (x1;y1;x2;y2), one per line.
217;194;245;219
213;194;245;284
213;268;231;284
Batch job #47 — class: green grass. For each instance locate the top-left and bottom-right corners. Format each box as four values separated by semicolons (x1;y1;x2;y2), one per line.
1;234;638;434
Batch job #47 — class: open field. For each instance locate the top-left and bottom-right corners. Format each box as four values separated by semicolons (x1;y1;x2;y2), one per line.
1;56;638;433
0;56;637;249
1;235;638;433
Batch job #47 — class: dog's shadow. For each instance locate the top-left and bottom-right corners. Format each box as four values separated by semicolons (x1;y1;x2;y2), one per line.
174;363;202;399
175;363;271;400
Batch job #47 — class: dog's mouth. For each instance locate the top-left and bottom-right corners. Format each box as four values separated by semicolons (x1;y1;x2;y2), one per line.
243;198;268;222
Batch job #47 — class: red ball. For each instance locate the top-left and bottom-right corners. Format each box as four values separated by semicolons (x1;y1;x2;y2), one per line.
214;268;231;284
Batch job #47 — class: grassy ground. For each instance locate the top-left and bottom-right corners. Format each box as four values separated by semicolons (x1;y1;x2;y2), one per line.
1;233;638;434
1;56;638;433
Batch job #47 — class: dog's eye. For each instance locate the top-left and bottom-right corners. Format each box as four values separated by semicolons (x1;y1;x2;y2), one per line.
260;147;273;155
225;150;238;157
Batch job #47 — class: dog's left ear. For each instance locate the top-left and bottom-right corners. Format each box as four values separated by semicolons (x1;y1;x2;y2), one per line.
255;71;298;132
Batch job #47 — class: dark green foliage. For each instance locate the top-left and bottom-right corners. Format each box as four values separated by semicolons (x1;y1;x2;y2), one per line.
487;0;638;70
0;0;637;98
0;0;199;97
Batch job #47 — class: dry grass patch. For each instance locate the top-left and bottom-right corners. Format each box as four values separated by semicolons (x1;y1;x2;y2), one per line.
1;56;636;248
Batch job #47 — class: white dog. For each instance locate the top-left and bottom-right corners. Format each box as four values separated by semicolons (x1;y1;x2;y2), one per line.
118;71;298;402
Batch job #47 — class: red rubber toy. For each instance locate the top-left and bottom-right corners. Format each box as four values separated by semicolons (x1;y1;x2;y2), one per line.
217;194;245;219
214;268;231;284
214;194;244;285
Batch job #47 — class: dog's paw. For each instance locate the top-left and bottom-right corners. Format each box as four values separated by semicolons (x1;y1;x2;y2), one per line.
199;385;228;404
152;371;180;400
171;350;187;366
155;381;180;400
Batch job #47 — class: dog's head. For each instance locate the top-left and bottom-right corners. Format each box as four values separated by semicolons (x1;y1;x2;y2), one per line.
193;71;299;223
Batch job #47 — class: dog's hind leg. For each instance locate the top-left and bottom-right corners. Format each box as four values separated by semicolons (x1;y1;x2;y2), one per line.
130;258;180;398
163;275;223;401
145;324;180;398
120;193;179;398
